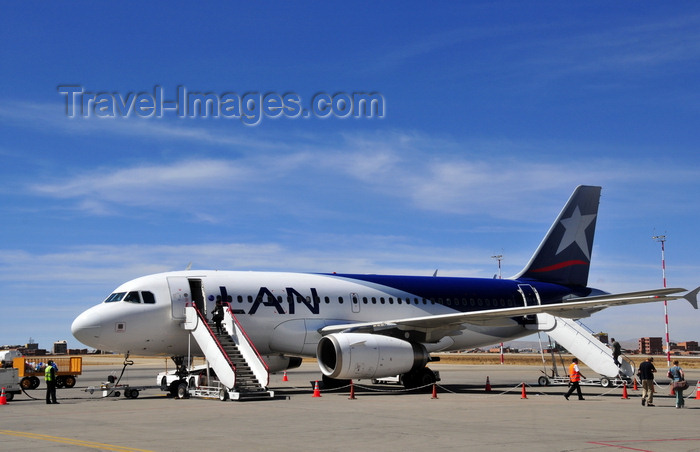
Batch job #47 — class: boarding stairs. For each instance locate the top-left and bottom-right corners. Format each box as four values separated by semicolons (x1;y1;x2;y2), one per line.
531;313;635;380
183;304;273;400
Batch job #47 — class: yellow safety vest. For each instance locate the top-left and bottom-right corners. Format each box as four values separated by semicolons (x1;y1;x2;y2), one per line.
45;365;54;382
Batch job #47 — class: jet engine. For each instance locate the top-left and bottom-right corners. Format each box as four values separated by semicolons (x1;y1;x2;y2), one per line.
316;333;430;380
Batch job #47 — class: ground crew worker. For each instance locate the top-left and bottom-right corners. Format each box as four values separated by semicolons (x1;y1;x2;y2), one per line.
45;360;58;404
564;357;585;400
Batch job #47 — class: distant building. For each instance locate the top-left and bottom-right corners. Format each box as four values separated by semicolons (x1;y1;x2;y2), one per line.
676;341;699;352
53;340;68;355
639;337;663;355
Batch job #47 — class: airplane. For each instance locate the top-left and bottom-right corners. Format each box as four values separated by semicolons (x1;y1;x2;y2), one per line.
71;185;699;391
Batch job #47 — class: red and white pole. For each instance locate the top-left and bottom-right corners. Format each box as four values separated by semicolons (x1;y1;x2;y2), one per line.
653;235;671;367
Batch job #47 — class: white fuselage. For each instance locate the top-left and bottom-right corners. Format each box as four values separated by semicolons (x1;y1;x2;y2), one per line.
71;270;533;357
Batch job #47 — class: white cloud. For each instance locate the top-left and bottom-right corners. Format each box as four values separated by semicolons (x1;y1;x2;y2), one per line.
19;121;700;224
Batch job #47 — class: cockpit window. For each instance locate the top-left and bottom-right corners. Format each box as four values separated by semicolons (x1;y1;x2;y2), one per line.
104;292;126;303
142;291;156;304
124;291;141;303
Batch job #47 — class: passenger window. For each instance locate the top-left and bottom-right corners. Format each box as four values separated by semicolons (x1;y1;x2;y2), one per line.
124;292;141;303
141;291;156;304
338;297;344;304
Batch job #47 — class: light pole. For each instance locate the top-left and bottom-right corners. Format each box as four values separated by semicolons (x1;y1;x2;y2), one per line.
492;254;504;363
491;254;503;279
652;234;671;367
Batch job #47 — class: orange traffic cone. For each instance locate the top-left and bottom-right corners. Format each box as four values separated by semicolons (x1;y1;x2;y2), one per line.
431;383;438;399
695;381;700;400
348;380;356;400
0;387;6;405
282;371;288;382
521;382;528;399
312;380;322;398
485;376;492;392
621;384;629;399
633;378;638;391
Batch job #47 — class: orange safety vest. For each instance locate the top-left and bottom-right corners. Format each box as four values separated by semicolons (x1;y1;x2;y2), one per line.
569;363;581;382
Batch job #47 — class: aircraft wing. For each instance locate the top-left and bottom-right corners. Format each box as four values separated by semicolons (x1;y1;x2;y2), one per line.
319;287;697;340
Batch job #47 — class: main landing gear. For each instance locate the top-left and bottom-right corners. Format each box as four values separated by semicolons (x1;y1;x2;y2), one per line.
168;356;191;398
401;367;438;390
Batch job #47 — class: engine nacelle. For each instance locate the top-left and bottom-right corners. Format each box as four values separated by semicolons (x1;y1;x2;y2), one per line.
317;333;430;380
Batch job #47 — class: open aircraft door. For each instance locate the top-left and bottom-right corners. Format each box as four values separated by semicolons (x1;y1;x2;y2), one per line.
517;284;541;306
168;276;206;320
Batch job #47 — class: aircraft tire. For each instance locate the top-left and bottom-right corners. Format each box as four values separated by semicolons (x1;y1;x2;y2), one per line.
402;367;435;390
219;389;229;401
168;380;180;397
177;382;189;399
600;377;610;388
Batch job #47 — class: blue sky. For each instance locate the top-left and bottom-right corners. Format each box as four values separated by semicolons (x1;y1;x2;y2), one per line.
1;2;699;351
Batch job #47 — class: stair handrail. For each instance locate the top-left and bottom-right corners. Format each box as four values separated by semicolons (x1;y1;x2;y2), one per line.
224;303;270;386
188;302;237;373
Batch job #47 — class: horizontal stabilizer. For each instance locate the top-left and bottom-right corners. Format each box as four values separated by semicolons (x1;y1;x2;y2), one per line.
684;287;700;309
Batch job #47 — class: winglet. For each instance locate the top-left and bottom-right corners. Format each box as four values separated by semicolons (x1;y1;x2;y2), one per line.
684;287;700;309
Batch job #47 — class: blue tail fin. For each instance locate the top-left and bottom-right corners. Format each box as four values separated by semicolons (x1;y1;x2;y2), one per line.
515;185;602;287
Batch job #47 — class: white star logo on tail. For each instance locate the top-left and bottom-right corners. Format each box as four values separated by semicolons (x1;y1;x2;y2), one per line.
556;206;596;259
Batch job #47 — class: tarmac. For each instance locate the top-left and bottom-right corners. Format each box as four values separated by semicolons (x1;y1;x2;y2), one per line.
1;360;698;452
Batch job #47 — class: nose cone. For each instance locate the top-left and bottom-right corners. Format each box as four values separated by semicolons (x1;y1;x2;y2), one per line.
71;306;103;348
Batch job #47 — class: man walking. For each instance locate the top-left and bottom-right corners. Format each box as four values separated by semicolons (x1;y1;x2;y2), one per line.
638;356;656;407
564;358;585;401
